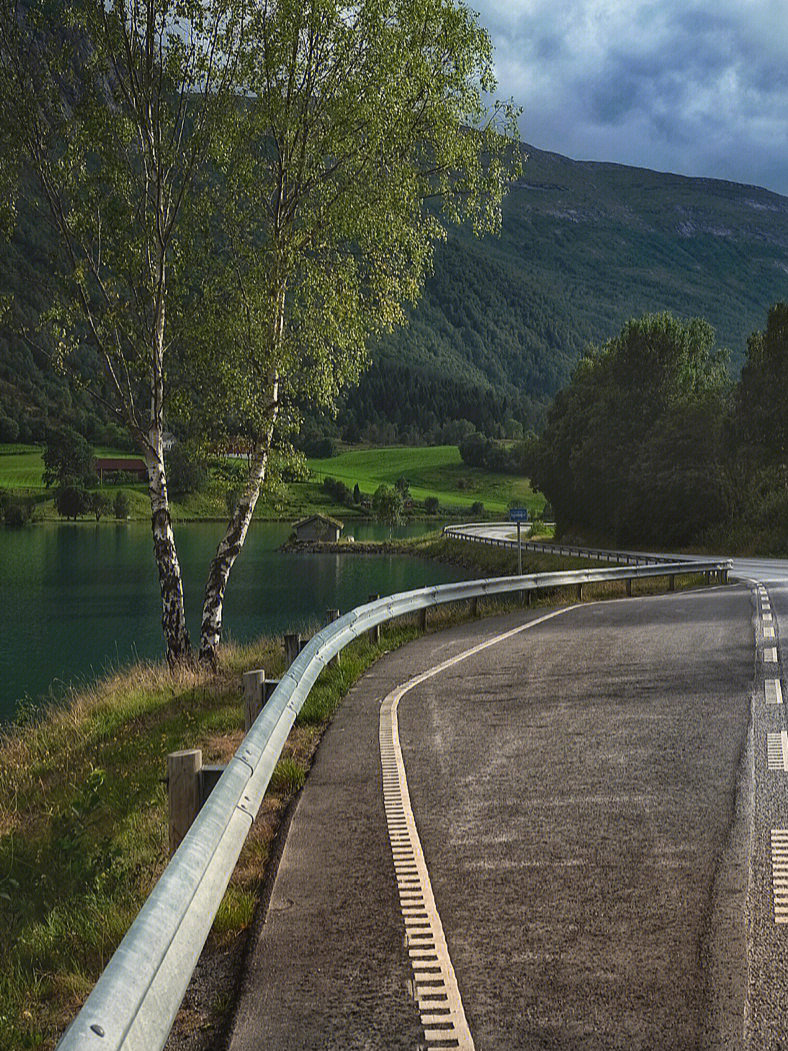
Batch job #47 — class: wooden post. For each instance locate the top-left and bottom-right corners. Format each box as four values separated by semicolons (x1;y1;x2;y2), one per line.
626;578;633;597
526;588;532;607
669;574;676;592
168;749;202;857
326;609;340;667
419;607;427;631
470;595;479;617
243;669;265;732
368;594;380;645
576;582;583;601
284;632;300;665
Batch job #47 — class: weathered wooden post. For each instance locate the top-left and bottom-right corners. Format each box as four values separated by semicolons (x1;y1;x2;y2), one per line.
576;582;583;601
326;609;340;667
419;606;428;631
243;668;265;732
470;595;479;617
669;574;676;592
626;578;633;597
284;632;301;665
368;594;380;645
168;749;202;856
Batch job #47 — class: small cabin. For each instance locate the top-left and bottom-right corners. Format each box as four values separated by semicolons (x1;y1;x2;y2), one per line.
94;457;147;483
293;513;343;543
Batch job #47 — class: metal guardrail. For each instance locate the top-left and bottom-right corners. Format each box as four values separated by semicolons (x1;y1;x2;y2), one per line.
442;524;677;565
57;555;731;1050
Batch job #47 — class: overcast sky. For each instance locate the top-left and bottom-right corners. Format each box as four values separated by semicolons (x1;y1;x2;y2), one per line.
474;0;788;196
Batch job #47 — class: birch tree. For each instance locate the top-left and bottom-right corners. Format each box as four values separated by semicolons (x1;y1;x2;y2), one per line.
0;0;521;667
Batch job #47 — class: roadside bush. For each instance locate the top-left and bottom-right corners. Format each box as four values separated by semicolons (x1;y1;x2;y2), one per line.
113;491;130;519
470;500;485;516
424;496;439;515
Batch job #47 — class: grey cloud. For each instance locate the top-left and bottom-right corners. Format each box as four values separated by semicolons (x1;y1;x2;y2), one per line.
473;0;788;195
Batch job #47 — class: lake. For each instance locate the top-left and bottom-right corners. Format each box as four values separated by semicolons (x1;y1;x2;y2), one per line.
0;520;467;724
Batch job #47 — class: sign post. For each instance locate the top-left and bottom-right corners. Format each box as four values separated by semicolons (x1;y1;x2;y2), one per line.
508;507;530;575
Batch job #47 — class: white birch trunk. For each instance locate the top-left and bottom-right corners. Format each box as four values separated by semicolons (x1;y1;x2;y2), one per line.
146;438;191;666
199;393;278;666
147;238;191;665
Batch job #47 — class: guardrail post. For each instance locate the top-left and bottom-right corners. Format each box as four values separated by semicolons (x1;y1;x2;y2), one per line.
576;582;583;601
168;749;202;856
368;595;381;644
721;567;728;584
470;595;478;617
626;578;633;597
419;606;427;630
326;609;340;666
284;632;300;665
669;574;676;592
243;669;265;732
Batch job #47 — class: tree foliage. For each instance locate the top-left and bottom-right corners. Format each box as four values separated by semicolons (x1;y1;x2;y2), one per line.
0;0;519;663
526;313;731;546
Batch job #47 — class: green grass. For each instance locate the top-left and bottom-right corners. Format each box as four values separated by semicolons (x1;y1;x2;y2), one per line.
307;444;543;514
0;442;546;522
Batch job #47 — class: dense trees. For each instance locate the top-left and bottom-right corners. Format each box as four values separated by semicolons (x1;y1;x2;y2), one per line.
527;306;787;551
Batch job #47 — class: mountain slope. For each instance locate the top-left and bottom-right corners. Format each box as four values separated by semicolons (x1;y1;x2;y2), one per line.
2;143;786;442
346;143;787;436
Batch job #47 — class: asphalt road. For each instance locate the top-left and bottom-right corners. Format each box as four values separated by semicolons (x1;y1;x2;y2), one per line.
228;575;788;1049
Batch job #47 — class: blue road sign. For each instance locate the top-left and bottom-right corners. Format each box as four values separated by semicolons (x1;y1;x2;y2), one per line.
508;507;529;523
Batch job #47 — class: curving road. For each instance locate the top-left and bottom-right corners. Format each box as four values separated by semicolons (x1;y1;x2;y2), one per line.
228;546;788;1049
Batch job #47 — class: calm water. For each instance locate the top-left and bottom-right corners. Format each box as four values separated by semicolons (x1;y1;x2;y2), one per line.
0;520;465;723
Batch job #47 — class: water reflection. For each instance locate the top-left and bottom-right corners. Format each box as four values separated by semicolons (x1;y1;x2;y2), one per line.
0;520;462;722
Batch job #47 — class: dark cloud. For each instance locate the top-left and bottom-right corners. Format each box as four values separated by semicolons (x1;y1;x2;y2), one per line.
473;0;788;195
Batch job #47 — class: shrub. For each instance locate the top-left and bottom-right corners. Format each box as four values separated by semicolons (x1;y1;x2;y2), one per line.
3;501;30;527
166;444;208;495
470;500;485;516
55;485;89;520
89;491;111;521
113;490;130;519
424;496;439;515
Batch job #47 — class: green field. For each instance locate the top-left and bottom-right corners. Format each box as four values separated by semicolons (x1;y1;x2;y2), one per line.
307;444;542;515
0;442;543;520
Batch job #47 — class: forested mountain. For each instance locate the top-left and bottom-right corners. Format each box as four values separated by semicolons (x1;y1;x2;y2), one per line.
2;143;787;443
344;144;788;440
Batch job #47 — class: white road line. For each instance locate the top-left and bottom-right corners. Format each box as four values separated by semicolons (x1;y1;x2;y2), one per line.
765;625;775;639
772;831;788;923
764;647;779;663
379;605;579;1049
763;613;773;622
766;679;784;706
766;733;788;771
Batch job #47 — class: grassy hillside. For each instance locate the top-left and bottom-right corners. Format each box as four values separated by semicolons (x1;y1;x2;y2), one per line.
0;443;541;520
307;445;542;514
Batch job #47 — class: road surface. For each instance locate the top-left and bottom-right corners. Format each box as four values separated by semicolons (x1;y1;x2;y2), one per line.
228;561;788;1049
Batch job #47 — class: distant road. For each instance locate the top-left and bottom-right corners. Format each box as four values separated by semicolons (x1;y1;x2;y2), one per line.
451;521;788;583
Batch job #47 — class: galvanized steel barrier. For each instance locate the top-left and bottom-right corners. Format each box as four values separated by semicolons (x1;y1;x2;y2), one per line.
442;523;676;565
57;553;731;1050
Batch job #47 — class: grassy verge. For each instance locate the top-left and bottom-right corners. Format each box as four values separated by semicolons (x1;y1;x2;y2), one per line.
0;543;711;1049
